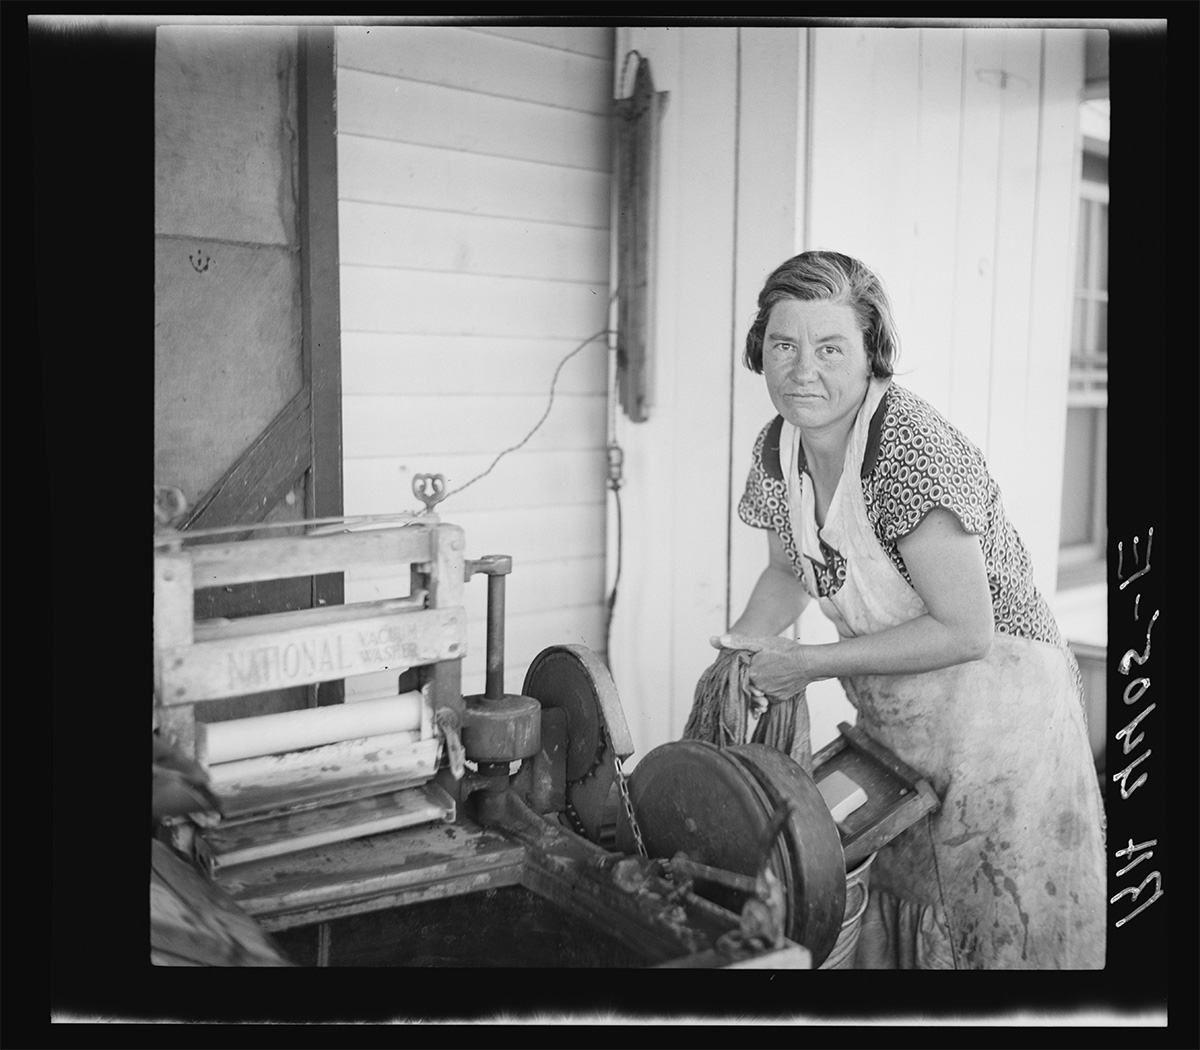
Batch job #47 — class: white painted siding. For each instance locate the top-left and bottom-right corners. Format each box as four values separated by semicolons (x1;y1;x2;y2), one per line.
336;25;614;700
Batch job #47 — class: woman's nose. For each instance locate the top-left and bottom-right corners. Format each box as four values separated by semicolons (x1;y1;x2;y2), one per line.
790;345;817;380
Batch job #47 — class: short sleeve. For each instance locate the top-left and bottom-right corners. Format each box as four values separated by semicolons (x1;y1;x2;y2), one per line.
737;417;786;530
868;387;994;543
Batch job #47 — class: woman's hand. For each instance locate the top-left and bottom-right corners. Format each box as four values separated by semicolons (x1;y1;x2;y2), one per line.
709;633;816;701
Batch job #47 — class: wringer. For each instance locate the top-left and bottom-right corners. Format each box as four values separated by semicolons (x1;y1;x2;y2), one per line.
152;474;939;968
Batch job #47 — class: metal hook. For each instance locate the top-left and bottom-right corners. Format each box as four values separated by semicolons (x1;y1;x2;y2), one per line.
412;473;446;513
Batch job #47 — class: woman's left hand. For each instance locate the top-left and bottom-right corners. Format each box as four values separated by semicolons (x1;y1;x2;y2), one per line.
709;633;816;700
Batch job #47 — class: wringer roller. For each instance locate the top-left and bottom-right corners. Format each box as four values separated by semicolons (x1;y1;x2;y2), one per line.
153;474;939;968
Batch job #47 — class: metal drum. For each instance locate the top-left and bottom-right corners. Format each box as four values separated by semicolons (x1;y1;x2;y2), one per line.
616;740;846;966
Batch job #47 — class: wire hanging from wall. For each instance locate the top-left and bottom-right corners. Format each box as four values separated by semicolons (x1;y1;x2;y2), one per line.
435;315;616;507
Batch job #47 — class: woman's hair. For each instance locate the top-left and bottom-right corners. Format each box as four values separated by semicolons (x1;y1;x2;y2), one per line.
743;251;900;377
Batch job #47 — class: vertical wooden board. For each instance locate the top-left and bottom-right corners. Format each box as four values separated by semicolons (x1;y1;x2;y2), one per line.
667;27;739;746
984;31;1045;542
340;334;608;396
154;240;303;505
337;137;612;229
808;29;921;273
339;267;609;337
946;29;1007;458
1027;30;1086;599
806;28;926;400
607;26;683;767
155;25;299;246
906;28;966;415
338;200;610;283
336;26;613;114
808;30;876;253
155;554;196;651
729;28;805;628
299;26;346;549
862;29;923;333
337;69;611;172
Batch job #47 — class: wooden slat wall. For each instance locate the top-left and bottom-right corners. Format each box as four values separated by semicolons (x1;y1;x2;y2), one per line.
608;26;1086;764
792;27;1085;746
806;26;1084;599
335;26;615;700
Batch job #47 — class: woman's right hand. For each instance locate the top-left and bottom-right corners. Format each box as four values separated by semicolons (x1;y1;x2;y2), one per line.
709;638;771;714
711;632;815;701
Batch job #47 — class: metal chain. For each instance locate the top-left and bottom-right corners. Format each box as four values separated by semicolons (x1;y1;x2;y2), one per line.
565;800;593;839
614;754;647;858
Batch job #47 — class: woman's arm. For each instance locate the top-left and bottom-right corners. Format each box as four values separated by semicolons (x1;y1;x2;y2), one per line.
725;529;811;638
716;508;994;697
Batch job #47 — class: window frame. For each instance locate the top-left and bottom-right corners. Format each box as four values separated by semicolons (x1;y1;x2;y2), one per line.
1057;164;1108;590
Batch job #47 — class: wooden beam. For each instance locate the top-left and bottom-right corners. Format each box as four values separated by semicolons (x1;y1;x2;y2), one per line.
186;526;434;589
159;605;467;705
219;821;526;927
181;386;313;533
299;27;345;704
298;26;343;506
202;783;455;872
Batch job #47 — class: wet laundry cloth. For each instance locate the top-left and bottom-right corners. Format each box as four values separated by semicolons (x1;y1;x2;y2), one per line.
684;647;813;774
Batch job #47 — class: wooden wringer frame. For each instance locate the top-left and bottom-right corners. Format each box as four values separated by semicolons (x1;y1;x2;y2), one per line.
153;475;939;968
153;478;825;967
153;502;470;890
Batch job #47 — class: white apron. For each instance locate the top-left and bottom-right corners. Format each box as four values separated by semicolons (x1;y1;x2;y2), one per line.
781;378;1106;969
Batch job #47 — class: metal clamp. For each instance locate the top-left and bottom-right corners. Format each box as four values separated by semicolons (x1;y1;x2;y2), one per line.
434;707;466;780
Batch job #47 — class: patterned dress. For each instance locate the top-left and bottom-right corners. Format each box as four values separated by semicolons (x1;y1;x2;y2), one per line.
738;380;1105;969
741;384;1076;665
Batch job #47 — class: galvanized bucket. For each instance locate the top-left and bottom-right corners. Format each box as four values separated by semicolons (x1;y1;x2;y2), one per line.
818;852;876;970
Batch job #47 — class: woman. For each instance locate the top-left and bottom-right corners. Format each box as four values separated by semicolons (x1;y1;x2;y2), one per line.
712;251;1105;969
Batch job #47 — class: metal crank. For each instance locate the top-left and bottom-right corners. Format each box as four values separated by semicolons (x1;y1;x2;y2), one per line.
668;800;795;954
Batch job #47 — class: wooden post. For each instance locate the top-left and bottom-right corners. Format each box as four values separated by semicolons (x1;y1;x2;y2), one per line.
156;552;197;757
423;524;465;721
298;26;345;707
414;524;465;802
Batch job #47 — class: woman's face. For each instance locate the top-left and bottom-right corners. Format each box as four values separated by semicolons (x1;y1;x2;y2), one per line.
763;298;872;437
